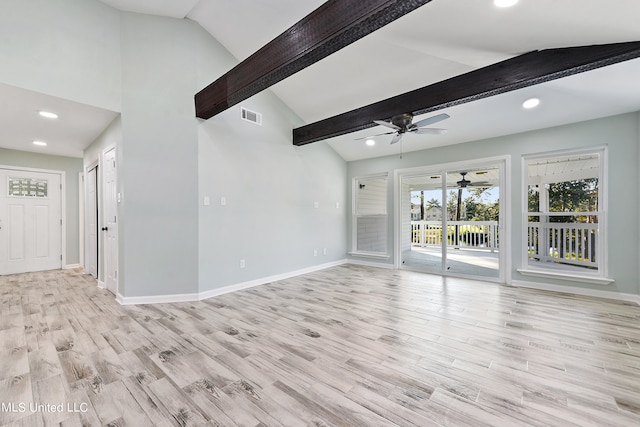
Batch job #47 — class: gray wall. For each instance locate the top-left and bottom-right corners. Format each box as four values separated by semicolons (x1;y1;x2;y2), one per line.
0;0;121;111
348;112;640;296
117;13;206;297
113;11;347;297
198;95;347;292
0;148;83;265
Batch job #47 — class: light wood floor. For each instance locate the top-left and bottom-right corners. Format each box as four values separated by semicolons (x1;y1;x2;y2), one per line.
1;265;640;426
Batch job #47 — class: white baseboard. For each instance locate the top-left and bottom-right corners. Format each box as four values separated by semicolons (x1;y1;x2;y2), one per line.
117;291;199;305
512;279;640;304
64;264;81;270
97;280;106;290
116;259;348;305
199;259;348;301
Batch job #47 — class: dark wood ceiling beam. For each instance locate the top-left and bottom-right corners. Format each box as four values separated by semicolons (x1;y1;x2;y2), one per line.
293;41;640;146
195;0;433;120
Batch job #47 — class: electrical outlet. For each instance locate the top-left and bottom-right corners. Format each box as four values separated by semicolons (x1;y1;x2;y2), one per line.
313;201;319;209
220;196;227;206
313;249;318;257
239;259;246;268
323;248;327;255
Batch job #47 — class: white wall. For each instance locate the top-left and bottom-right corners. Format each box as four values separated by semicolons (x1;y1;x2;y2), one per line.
348;113;640;296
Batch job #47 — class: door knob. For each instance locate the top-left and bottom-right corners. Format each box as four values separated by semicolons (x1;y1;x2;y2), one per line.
102;227;108;231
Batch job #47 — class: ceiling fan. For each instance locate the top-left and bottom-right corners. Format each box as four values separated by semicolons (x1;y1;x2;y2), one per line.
356;112;450;144
450;171;492;188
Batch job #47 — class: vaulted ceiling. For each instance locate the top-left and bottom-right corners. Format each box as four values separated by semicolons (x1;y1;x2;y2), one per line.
97;0;640;160
4;0;640;160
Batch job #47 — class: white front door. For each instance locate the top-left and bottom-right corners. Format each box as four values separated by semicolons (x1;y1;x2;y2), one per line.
0;168;62;275
103;149;118;294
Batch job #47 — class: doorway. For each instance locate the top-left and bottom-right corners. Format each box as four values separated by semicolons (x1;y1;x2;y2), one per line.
398;159;506;281
0;167;63;275
84;148;118;295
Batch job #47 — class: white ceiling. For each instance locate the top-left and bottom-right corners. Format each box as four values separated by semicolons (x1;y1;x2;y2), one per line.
4;0;640;160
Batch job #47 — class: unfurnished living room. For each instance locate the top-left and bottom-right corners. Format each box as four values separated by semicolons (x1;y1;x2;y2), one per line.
1;0;640;426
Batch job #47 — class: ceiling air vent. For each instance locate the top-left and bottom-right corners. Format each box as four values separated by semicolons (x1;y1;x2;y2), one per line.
240;107;262;126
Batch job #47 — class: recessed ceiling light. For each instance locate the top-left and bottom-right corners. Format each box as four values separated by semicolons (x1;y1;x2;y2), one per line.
365;139;376;146
39;111;58;119
523;98;540;109
33;140;48;146
494;0;518;7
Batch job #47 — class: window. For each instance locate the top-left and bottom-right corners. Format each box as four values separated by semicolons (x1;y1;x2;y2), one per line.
8;177;48;198
352;174;388;256
522;148;608;281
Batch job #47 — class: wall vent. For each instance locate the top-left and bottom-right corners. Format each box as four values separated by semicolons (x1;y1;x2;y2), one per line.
240;107;262;125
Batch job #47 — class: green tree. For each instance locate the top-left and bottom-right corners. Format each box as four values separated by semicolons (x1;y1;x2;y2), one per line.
460;188;499;221
547;178;598;223
447;190;459;220
425;198;441;210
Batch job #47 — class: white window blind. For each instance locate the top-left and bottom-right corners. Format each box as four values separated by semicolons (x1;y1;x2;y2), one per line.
354;175;388;254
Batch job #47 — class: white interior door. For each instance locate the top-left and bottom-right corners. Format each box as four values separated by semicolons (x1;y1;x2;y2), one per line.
103;149;118;294
86;166;98;278
0;168;62;275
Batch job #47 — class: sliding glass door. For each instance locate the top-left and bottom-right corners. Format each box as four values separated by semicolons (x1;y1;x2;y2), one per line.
399;162;504;281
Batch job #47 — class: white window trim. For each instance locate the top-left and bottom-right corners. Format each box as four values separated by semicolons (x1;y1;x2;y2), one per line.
521;146;611;284
516;267;614;285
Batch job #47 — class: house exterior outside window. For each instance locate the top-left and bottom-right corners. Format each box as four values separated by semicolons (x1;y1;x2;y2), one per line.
520;147;611;284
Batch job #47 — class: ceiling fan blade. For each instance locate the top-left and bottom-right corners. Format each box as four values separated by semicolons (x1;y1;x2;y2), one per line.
354;131;395;140
411;113;450;129
413;128;447;135
390;133;403;145
374;120;401;130
446;180;493;188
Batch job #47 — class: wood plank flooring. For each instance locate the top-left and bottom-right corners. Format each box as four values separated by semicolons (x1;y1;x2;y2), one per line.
1;265;640;426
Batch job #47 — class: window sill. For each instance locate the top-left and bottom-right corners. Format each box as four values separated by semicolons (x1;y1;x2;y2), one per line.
348;251;391;260
517;268;614;286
